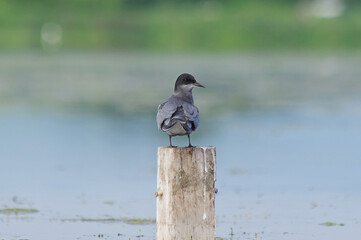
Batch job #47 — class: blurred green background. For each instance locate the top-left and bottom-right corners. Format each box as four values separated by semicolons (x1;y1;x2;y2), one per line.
1;0;361;51
1;0;361;115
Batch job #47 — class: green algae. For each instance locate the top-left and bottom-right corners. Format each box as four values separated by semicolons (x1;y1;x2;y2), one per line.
0;208;39;214
122;218;156;225
62;217;155;225
320;221;344;227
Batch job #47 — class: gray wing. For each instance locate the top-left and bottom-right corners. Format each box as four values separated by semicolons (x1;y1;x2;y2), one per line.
183;102;200;131
156;100;177;130
157;97;200;133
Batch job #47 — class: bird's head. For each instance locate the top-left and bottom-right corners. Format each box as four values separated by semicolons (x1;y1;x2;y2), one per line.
174;73;205;92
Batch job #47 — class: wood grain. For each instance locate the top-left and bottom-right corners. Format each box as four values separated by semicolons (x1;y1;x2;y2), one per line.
156;146;216;240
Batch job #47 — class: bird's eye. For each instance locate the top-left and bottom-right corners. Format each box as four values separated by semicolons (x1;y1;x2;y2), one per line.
187;79;195;84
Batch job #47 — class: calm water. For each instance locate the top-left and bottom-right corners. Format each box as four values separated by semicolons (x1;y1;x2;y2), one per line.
1;52;361;239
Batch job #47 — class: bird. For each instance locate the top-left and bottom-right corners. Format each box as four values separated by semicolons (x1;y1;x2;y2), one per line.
157;73;205;147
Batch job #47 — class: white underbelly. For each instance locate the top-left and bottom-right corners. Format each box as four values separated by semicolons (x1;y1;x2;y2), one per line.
166;121;187;136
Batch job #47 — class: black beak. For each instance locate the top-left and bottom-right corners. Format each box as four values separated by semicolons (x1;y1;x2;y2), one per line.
194;81;205;88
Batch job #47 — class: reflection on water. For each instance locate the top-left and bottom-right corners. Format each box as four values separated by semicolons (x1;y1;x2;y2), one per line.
1;53;361;240
1;52;361;114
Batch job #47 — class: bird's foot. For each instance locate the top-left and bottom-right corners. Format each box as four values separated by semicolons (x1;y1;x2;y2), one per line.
187;144;194;148
169;145;177;148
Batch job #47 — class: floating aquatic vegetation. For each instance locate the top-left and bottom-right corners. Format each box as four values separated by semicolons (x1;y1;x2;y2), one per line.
61;217;155;225
319;221;344;227
0;208;39;214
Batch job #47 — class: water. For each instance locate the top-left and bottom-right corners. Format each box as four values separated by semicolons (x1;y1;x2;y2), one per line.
1;52;361;239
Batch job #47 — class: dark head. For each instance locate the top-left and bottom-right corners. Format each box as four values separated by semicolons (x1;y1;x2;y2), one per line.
174;73;205;92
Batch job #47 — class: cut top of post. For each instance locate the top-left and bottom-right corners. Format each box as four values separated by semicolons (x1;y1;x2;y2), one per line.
157;146;215;151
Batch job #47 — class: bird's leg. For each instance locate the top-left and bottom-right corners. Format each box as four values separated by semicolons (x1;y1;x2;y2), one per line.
169;135;175;148
187;134;193;147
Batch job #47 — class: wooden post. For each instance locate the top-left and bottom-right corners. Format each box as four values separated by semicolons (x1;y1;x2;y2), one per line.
156;146;216;240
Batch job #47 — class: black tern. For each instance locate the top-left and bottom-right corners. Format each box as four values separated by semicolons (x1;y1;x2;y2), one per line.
156;73;205;147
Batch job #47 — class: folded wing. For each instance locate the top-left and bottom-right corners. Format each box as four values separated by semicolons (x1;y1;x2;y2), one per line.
157;100;199;134
182;102;200;131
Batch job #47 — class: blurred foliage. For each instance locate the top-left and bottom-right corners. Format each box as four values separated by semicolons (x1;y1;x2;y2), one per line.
0;0;361;50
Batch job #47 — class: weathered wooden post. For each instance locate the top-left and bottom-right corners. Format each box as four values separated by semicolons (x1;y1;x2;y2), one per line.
156;146;216;240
